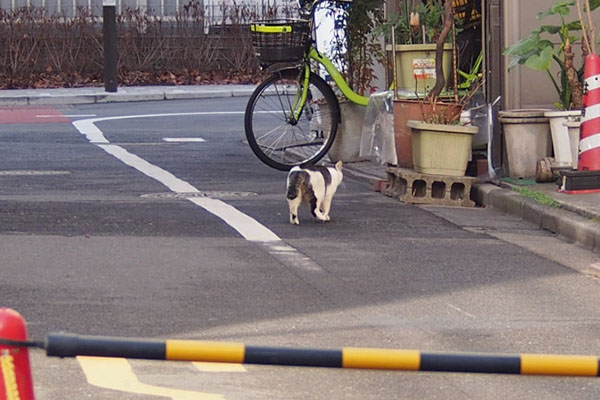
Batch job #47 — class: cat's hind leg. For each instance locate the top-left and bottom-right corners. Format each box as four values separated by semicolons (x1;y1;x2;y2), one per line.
288;196;301;224
321;195;333;221
310;191;328;222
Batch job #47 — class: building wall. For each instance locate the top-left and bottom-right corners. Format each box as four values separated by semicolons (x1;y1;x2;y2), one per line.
503;0;597;110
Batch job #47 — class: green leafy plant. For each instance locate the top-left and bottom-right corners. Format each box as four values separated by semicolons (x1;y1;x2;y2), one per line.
376;0;446;45
504;0;600;110
511;186;563;208
324;0;384;95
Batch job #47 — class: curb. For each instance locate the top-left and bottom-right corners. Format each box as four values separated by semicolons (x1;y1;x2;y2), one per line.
472;183;600;253
0;87;257;107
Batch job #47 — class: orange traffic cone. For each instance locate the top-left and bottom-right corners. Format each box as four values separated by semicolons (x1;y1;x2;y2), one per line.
558;53;600;192
579;53;600;171
0;308;35;400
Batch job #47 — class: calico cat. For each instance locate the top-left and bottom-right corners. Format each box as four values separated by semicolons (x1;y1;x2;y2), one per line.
286;161;343;225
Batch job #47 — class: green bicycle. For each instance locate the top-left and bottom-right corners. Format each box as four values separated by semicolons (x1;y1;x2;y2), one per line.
245;0;369;171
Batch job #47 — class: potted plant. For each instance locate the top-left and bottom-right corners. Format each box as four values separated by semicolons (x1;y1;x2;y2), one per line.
378;0;453;95
503;0;599;173
504;0;588;111
376;0;460;168
402;0;482;177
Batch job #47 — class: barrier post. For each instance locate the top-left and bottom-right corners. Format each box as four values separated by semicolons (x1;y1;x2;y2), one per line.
0;308;35;400
558;53;600;192
103;0;118;93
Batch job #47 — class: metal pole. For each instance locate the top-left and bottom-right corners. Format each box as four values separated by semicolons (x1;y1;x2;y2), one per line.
103;0;118;92
391;25;398;100
44;332;600;377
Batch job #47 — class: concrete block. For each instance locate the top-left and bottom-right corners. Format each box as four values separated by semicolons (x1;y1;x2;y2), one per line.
539;206;561;233
493;190;522;218
521;199;545;228
384;167;476;207
557;216;595;249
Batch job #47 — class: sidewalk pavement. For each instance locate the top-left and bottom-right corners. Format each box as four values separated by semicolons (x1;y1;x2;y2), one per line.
1;84;599;254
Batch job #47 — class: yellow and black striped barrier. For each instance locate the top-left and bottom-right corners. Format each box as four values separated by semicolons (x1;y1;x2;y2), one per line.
44;333;600;377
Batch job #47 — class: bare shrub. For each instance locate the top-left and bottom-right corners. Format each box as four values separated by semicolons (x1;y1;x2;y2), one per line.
0;1;295;88
0;8;43;87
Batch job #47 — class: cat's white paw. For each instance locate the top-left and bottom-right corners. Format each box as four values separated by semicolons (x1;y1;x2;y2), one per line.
315;212;327;221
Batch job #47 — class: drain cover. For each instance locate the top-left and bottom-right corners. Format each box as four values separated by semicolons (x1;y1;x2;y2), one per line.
141;191;259;200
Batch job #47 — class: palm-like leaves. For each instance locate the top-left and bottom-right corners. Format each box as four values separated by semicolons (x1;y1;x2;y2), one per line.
504;0;599;109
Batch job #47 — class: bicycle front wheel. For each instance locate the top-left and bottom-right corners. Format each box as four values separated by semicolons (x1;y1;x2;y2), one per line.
244;68;339;171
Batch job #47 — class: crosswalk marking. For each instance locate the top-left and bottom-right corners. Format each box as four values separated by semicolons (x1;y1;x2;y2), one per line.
77;356;225;400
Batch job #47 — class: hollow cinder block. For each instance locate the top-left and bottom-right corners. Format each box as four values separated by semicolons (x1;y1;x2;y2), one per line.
384;167;476;207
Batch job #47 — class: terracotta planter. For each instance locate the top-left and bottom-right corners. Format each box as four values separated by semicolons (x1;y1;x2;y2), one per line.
394;99;461;168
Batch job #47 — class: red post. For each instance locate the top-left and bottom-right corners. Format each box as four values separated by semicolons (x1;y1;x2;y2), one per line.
579;53;600;171
0;308;35;400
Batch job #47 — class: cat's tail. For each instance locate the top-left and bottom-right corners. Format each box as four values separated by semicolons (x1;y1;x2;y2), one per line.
286;170;306;199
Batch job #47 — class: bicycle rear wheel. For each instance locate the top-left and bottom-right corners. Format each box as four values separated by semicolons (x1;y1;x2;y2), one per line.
244;68;339;171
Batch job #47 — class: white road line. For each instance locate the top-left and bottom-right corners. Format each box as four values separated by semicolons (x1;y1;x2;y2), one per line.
98;144;200;193
188;197;280;242
163;137;206;142
36;114;97;118
446;303;477;318
0;170;70;176
73;118;109;143
72;113;292;245
77;357;224;400
73;112;246;143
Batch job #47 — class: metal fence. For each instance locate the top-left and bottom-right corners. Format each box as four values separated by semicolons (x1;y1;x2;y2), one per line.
0;0;294;24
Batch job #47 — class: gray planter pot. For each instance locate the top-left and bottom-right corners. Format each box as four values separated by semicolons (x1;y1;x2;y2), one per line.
499;109;552;179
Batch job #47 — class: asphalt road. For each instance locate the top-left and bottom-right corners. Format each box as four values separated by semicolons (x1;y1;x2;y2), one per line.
1;98;600;399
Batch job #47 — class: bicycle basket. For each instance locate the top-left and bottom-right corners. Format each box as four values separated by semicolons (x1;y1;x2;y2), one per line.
250;19;311;63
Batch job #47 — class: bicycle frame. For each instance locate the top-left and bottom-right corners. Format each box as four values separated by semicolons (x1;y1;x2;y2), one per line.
288;0;369;122
308;47;369;106
290;46;369;121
